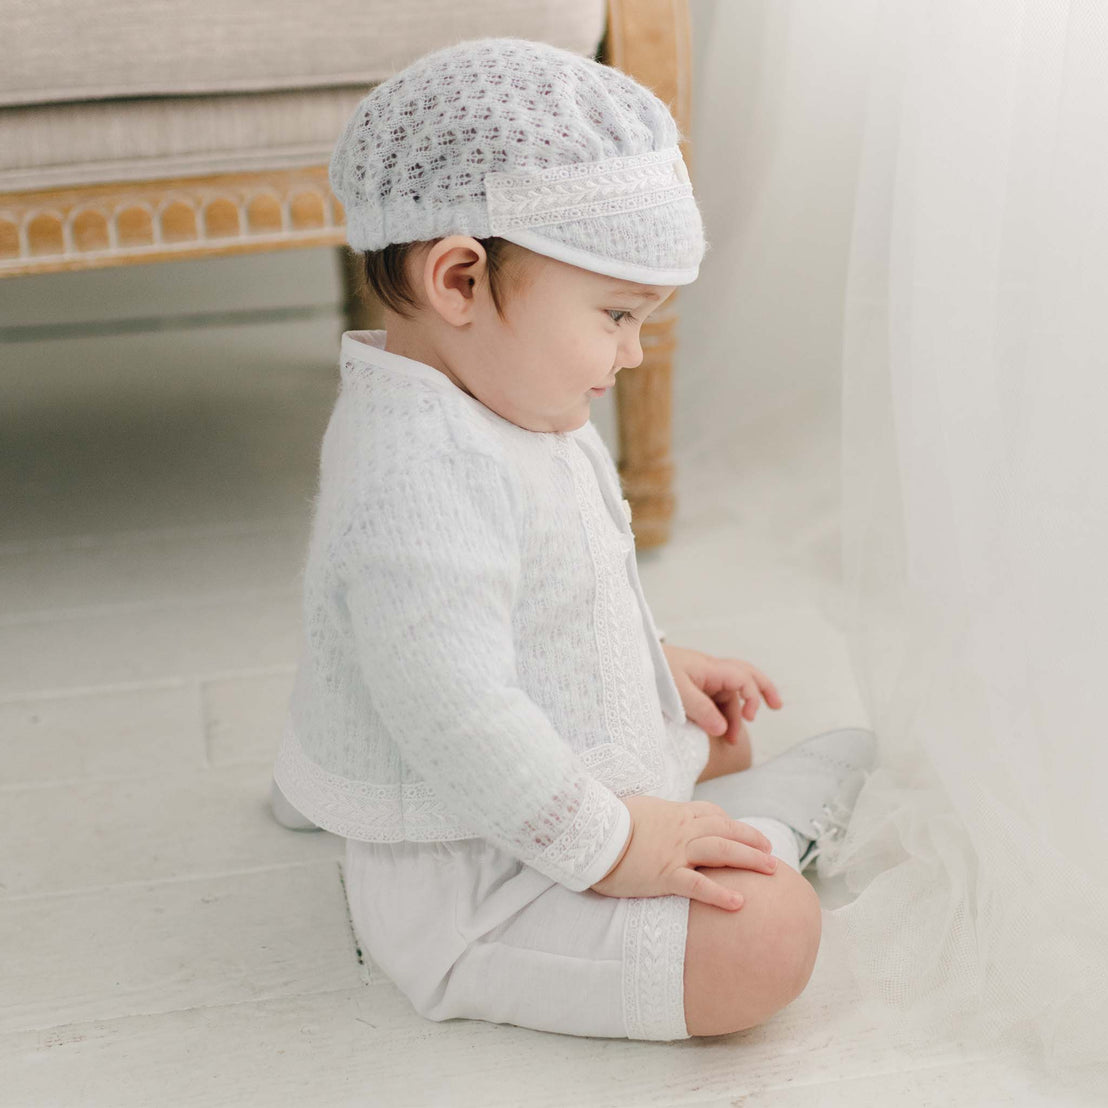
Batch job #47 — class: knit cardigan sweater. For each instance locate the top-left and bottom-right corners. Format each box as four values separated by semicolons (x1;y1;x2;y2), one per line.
273;330;710;892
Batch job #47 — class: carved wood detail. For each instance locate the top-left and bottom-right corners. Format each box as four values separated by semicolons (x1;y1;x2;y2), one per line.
0;167;348;276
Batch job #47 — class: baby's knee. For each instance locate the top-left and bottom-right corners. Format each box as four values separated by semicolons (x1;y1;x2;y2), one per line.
683;862;822;1037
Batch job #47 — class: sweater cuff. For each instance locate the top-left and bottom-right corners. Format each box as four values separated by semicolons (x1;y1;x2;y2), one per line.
560;795;632;892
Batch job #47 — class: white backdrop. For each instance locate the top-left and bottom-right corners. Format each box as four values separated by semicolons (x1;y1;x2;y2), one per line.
678;0;1108;1090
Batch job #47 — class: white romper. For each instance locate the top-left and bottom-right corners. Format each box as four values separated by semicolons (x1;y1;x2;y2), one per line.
274;330;712;1040
345;712;711;1042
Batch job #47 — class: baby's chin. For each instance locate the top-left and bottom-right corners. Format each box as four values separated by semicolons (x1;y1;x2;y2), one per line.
491;400;592;434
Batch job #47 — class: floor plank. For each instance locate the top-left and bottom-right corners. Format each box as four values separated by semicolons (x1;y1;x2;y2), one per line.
0;764;343;897
0;861;363;1035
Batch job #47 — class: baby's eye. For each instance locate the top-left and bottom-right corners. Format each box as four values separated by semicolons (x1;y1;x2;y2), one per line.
607;310;637;325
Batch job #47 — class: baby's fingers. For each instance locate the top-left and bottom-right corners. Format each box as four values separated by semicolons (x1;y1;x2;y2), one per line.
671;866;747;912
686;836;778;876
698;814;774;853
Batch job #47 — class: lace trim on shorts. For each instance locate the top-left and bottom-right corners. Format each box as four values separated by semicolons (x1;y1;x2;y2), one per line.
622;893;691;1041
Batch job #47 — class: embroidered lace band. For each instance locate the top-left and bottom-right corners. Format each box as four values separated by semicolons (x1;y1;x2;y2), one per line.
485;147;693;233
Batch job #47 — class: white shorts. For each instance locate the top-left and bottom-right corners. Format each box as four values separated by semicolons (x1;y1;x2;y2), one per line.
343;722;711;1041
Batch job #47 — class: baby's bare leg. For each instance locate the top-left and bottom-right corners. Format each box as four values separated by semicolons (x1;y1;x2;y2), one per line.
696;718;754;783
683;860;822;1036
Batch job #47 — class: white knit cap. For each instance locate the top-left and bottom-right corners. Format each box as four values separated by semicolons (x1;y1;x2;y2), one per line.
329;36;708;286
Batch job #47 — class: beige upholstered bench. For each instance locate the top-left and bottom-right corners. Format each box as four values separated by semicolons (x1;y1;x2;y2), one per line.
0;0;696;547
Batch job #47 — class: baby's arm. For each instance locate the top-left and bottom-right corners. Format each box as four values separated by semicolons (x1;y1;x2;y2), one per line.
341;448;629;892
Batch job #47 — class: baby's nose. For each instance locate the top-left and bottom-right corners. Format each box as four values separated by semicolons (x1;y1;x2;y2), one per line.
621;343;645;371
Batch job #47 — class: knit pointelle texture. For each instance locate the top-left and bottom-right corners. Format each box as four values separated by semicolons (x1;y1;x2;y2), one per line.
328;36;708;285
272;331;709;892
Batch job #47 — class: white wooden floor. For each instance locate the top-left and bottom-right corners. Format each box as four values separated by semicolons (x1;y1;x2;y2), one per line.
1;266;1095;1106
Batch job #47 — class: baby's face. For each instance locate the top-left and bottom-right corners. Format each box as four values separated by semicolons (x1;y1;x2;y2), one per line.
472;257;676;433
388;245;676;434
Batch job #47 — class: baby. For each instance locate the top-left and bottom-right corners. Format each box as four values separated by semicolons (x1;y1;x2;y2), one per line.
271;37;876;1042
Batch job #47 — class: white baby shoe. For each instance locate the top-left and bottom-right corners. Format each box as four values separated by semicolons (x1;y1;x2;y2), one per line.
701;727;877;877
269;777;322;831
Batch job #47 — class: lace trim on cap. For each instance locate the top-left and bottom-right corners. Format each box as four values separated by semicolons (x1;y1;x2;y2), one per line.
486;147;693;232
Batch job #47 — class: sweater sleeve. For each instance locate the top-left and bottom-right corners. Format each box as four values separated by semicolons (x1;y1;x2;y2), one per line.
339;448;631;892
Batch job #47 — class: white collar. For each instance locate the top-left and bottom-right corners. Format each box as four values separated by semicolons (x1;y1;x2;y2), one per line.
339;329;586;439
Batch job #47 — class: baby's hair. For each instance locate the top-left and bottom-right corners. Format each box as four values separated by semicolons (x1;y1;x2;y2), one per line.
360;237;534;323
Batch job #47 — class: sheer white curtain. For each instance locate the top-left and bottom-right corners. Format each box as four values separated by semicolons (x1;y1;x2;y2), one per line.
684;0;1108;1089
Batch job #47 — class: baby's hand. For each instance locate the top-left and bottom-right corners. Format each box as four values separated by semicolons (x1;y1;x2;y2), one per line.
661;644;783;745
589;795;778;911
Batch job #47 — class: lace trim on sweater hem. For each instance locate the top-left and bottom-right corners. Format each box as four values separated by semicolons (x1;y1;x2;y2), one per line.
274;721;479;841
274;720;680;851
